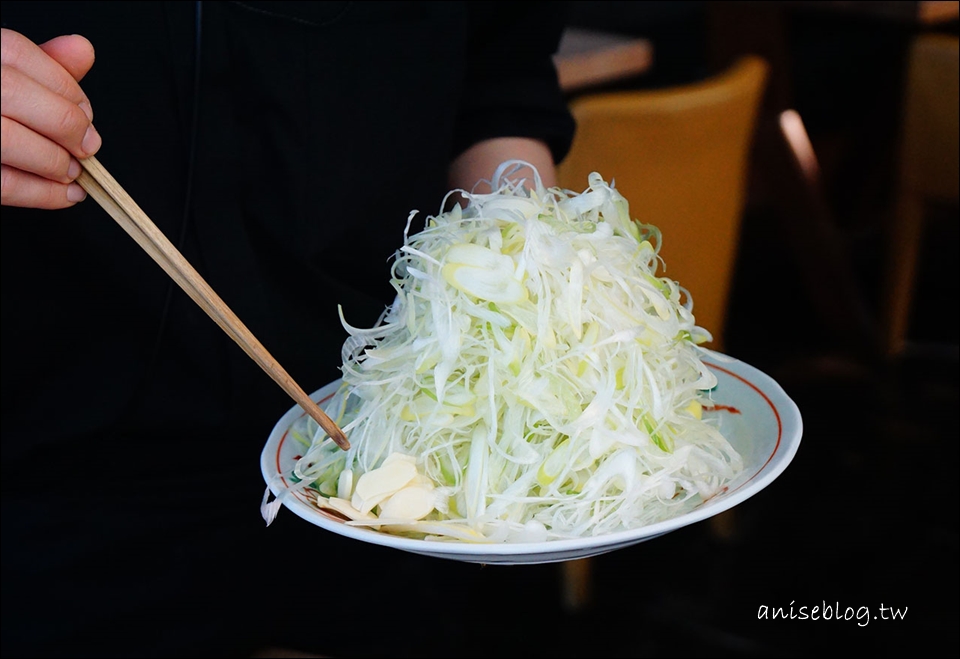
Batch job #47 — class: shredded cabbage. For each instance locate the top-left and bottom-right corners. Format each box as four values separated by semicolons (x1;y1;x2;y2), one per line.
278;162;743;542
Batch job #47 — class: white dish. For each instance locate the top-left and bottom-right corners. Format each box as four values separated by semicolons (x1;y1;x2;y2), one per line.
261;353;802;565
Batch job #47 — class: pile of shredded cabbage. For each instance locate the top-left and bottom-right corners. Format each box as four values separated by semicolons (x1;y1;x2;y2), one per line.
270;161;743;542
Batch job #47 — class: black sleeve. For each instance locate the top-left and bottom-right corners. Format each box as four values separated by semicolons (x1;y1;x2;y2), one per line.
452;1;576;164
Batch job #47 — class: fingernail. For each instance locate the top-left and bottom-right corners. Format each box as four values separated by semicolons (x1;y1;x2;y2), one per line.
67;159;81;180
67;182;87;203
82;124;101;155
78;100;94;122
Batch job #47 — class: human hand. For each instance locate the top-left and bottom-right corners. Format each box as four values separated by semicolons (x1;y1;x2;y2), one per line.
1;29;101;209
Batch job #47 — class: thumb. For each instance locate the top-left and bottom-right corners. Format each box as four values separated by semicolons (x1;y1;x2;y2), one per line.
38;34;95;83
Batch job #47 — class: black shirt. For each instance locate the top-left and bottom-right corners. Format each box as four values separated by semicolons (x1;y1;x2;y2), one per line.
0;2;573;656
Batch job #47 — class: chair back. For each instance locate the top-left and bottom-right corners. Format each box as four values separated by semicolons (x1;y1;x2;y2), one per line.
899;34;959;203
558;56;769;350
882;34;959;355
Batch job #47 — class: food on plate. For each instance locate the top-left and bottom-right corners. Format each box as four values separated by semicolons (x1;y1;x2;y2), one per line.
263;161;743;542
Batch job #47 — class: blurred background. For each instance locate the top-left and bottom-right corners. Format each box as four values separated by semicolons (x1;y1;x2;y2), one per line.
270;2;958;657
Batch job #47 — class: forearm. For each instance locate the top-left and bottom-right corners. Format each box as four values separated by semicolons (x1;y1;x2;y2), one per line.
447;136;558;195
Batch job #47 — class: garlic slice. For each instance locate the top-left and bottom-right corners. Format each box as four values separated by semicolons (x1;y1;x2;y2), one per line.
351;459;418;514
378;486;436;521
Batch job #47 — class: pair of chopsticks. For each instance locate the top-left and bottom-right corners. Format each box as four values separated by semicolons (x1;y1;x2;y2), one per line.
76;156;350;451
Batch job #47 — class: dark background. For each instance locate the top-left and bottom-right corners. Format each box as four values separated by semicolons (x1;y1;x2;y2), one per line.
270;3;957;658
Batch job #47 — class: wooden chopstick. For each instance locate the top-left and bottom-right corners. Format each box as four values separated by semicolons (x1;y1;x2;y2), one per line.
76;155;350;451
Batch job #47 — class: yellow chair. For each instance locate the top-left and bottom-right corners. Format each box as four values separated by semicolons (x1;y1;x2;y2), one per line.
882;33;959;357
554;56;768;611
558;56;769;351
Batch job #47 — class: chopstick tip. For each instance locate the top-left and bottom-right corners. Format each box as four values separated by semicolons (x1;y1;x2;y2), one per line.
331;430;351;451
303;404;350;451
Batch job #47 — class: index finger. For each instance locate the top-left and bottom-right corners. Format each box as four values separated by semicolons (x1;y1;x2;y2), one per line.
1;65;99;159
1;28;90;112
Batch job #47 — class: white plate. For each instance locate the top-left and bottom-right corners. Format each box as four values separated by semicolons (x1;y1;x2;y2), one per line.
261;354;802;565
